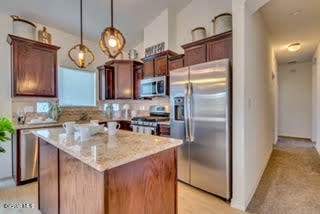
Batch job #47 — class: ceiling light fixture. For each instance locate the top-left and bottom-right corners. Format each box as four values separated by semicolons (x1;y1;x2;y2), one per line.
68;0;95;68
289;9;302;16
287;43;301;52
100;0;126;58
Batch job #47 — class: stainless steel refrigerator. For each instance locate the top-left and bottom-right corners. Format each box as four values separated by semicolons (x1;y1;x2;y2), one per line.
170;59;231;200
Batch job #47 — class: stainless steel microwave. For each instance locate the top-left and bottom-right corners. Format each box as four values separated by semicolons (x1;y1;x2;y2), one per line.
140;76;166;98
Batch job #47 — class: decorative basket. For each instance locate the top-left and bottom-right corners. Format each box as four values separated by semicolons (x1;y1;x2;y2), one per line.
11;15;36;40
213;13;232;35
191;27;206;41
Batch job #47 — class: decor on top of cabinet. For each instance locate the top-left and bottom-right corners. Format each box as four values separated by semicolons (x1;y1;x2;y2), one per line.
213;13;232;35
100;0;126;59
38;26;52;44
11;15;36;40
191;27;206;41
128;49;138;60
68;0;95;69
145;42;165;57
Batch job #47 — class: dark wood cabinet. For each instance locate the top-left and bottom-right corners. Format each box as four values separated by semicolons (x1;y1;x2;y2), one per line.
184;44;206;66
119;121;131;131
182;31;232;66
98;65;114;100
134;65;143;99
207;36;232;62
143;60;154;78
114;61;134;99
142;50;177;78
154;55;169;76
169;54;185;71
7;34;60;97
159;124;170;137
38;138;59;214
99;60;143;100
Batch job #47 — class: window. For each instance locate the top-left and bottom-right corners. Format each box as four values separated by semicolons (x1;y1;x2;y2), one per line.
59;67;96;107
37;102;50;113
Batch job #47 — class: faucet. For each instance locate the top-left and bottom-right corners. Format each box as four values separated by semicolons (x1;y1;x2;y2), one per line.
79;112;89;121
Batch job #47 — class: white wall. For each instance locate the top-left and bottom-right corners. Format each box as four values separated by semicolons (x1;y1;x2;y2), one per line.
0;12;106;179
0;14;13;179
144;9;170;51
176;0;232;53
313;44;320;154
243;8;275;208
231;0;275;210
278;62;312;139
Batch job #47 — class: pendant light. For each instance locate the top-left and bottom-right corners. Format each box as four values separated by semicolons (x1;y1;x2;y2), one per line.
100;0;126;58
68;0;95;68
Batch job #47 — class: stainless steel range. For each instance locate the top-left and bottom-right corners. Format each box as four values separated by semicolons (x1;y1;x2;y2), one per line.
131;105;169;135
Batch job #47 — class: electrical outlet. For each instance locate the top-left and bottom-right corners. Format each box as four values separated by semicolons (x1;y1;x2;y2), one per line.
24;106;34;113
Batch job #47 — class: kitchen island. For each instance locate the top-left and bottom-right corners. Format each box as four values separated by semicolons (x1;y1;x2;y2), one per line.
32;128;182;214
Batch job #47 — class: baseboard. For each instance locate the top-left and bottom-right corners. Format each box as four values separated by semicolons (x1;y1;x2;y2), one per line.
244;147;273;210
231;199;246;211
278;135;311;142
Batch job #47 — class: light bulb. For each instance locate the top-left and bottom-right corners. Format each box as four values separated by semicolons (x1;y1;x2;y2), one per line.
78;50;85;67
108;35;117;47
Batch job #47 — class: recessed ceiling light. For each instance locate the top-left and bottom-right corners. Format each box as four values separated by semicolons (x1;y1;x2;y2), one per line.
289;9;302;16
288;43;301;52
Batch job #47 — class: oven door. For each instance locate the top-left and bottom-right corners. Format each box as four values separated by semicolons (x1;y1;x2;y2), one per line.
156;78;166;96
141;79;157;97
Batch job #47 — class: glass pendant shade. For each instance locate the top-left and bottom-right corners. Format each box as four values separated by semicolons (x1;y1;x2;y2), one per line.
68;0;95;68
68;44;95;68
100;0;126;58
100;27;126;58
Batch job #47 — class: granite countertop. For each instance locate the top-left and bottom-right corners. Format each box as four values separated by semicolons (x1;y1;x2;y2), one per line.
15;118;131;130
32;127;182;172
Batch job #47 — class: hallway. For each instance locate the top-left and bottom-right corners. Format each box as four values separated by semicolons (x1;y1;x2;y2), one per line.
247;138;320;213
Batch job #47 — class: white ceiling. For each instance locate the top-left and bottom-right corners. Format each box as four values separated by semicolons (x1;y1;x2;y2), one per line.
0;0;191;48
260;0;320;64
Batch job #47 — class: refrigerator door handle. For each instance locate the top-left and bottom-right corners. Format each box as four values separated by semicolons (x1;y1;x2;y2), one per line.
184;83;190;142
189;83;195;142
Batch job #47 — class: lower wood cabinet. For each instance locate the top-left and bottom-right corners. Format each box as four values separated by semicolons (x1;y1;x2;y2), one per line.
38;139;59;214
119;121;132;131
159;124;171;137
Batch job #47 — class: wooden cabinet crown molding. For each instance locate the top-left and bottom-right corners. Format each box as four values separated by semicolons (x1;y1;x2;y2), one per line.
181;31;232;50
7;34;60;50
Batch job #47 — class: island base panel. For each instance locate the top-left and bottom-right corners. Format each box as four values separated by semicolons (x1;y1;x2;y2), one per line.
38;138;59;214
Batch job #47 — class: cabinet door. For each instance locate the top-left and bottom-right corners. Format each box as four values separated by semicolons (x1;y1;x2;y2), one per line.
115;63;133;99
98;67;106;100
38;139;59;214
106;67;115;99
169;57;184;71
13;42;57;97
159;124;170;137
207;36;232;62
184;44;206;66
154;55;168;76
134;66;143;99
143;60;154;78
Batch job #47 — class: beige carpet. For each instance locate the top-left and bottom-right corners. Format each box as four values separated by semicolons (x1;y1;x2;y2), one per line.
247;139;320;214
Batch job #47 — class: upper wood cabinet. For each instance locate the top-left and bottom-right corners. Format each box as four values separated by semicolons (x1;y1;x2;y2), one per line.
97;65;114;100
143;60;154;78
169;54;184;71
7;34;60;97
99;60;143;100
184;44;206;66
182;31;232;66
207;36;232;62
134;65;143;100
142;50;177;78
